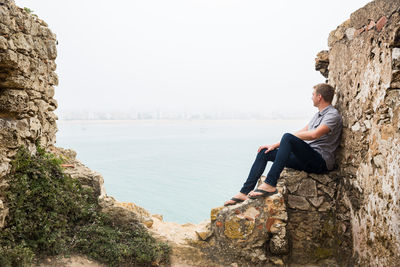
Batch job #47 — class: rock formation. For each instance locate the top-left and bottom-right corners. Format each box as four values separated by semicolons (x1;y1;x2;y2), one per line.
324;1;400;265
1;0;400;266
0;0;58;228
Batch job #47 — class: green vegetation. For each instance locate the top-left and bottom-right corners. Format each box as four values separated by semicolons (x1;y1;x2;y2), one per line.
23;7;34;14
0;145;170;266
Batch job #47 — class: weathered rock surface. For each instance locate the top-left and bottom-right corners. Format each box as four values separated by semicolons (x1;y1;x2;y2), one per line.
206;185;288;266
321;1;400;265
315;50;329;78
0;0;59;233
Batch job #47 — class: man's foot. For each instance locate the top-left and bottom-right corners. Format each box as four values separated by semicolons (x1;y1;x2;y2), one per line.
224;193;249;206
248;182;277;198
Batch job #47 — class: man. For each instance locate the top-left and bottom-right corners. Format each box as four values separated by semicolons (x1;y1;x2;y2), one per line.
224;83;342;206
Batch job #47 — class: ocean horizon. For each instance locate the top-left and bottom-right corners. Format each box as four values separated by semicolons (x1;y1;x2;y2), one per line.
56;119;307;224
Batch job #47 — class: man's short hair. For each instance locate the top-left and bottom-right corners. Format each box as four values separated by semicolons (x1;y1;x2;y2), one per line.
313;83;335;103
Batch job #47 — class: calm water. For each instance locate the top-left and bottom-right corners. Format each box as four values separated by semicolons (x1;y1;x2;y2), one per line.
56;119;307;224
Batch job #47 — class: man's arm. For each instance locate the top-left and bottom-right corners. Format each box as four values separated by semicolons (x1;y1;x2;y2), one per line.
259;124;310;154
295;124;309;135
260;124;330;154
294;124;330;141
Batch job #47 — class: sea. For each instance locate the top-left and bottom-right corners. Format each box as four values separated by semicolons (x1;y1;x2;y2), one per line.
56;119;307;224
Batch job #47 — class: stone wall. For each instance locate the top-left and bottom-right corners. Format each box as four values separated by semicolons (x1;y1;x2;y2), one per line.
317;0;400;265
282;170;348;265
0;0;58;228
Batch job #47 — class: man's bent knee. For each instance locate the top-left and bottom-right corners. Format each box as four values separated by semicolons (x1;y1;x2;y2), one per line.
257;148;276;161
257;148;268;158
281;132;295;142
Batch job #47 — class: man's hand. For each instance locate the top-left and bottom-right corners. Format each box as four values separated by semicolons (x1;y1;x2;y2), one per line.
258;143;279;154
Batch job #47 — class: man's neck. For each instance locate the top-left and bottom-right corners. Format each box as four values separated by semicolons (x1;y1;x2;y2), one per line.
318;102;331;112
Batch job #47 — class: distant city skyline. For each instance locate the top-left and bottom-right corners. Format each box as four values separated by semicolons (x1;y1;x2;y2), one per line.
58;109;310;121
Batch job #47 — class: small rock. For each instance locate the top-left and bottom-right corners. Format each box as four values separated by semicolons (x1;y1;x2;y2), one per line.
195;229;213;241
0;162;10;177
341;223;347;234
366;20;376;31
309;173;333;185
363;120;372;130
354;27;365;37
288;195;310;210
270;220;286;234
271;209;288;221
315;50;330;78
317;184;335;199
142;219;153;228
296;179;317;197
0;205;9;228
269;257;285;266
351;122;361;132
0;35;8;50
269;228;289;255
237;207;260;221
152;214;163;221
373;154;385;168
376;16;387;32
283;170;307;185
210;206;224;221
318;202;332;212
266;218;276;232
287;183;299;193
309;196;325;208
345;28;356;40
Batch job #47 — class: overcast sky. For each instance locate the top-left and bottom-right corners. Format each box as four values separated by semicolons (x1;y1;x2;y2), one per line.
14;0;371;118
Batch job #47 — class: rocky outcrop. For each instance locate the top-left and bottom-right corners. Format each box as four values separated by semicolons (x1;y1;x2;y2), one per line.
49;146;157;229
315;50;329;79
207;184;287;266
179;170;342;266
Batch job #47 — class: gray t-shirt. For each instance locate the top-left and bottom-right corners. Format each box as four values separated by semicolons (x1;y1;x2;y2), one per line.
306;105;342;170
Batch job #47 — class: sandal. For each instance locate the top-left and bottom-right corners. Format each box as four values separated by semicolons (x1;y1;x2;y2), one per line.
224;197;245;206
248;189;278;199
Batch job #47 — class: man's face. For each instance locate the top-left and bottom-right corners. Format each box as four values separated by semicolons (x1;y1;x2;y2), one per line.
312;89;321;107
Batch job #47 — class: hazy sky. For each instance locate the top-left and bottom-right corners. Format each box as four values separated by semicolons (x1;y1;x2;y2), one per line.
14;0;371;118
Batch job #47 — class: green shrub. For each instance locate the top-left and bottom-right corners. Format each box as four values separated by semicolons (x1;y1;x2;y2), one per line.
0;145;170;266
23;7;34;14
0;244;34;267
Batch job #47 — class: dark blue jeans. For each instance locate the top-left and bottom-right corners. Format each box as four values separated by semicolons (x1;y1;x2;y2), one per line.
240;133;328;194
